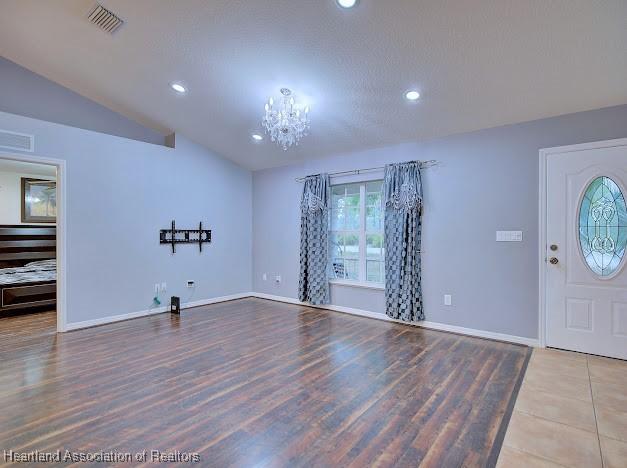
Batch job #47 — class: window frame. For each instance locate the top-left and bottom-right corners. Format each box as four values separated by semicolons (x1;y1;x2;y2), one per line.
329;180;385;290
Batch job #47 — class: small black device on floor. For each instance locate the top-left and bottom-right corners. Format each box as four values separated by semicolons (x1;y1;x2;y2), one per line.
170;296;180;314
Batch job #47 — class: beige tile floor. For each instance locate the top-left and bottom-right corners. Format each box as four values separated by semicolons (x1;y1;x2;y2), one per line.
497;348;627;468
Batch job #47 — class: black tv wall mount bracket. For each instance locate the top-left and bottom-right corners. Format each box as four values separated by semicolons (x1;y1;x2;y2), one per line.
159;220;212;254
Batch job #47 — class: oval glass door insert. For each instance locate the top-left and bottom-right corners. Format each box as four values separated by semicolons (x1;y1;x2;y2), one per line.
579;176;627;277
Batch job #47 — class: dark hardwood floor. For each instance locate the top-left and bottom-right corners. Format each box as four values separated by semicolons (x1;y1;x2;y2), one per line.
0;298;530;467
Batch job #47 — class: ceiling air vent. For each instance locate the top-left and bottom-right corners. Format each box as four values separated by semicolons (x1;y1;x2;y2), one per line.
88;4;124;34
0;130;34;153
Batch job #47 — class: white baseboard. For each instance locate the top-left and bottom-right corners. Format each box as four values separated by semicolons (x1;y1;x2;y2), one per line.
63;291;539;347
180;292;253;309
64;292;253;331
252;292;539;347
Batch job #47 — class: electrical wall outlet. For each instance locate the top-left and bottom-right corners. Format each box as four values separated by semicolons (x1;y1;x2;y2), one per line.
187;280;195;288
444;294;452;306
275;275;281;283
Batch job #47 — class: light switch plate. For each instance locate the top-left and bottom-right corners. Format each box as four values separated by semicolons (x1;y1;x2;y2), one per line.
496;230;523;242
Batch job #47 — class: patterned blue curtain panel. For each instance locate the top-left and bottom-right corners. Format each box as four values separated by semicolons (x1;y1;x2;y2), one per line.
299;174;331;305
383;162;424;322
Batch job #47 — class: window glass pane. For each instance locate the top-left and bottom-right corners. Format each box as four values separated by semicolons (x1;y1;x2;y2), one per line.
331;208;344;230
331;258;346;279
344;183;360;207
366;205;382;231
367;260;383;283
331;186;344;209
366;234;383;259
344;195;359;208
345;207;360;230
346;183;360;195
330;232;346;255
366;192;380;206
344;234;359;258
329;181;384;283
344;258;359;280
366;184;382;231
366;180;383;194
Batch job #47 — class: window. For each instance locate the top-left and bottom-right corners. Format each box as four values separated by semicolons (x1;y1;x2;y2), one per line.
579;176;627;277
330;181;384;285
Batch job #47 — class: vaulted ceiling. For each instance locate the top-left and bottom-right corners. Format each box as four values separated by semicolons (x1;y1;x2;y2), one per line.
0;0;625;170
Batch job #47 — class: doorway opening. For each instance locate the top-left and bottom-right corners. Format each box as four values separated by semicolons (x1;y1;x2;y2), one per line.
0;152;66;333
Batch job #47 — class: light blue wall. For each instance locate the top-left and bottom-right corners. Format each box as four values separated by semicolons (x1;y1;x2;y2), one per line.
3;59;625;339
0;56;165;146
253;105;627;339
0;110;252;325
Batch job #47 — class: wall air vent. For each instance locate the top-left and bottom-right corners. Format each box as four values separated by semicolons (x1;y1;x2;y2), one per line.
0;130;34;153
88;4;124;34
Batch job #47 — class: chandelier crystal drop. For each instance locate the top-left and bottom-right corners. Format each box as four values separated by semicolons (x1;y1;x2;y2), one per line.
262;88;310;150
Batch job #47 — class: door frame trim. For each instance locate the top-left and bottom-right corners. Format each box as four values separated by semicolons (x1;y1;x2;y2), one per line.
0;151;67;333
539;137;627;349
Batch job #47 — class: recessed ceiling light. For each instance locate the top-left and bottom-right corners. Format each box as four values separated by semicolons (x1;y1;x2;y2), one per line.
405;90;420;101
337;0;357;8
170;83;186;94
252;133;263;141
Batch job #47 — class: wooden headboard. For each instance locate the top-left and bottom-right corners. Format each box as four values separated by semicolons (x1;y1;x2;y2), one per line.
0;225;56;269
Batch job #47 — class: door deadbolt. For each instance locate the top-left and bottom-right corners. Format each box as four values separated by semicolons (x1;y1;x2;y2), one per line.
550;244;558;251
549;257;559;265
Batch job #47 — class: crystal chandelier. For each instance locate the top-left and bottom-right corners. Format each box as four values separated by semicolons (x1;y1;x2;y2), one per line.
262;88;310;150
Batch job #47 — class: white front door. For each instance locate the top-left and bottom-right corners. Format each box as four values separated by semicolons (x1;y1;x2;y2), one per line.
544;139;627;360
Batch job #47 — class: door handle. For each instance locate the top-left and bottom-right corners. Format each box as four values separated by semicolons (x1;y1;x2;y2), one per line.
549;257;559;265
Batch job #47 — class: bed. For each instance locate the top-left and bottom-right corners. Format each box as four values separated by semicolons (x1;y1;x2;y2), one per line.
0;226;56;313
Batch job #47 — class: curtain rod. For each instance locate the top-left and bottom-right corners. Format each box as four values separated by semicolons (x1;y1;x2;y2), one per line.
295;160;439;182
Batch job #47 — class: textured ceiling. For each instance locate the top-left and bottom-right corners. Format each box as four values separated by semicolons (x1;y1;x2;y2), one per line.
0;0;626;170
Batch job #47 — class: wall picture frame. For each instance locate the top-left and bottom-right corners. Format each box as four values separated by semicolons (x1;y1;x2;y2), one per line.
21;178;57;223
